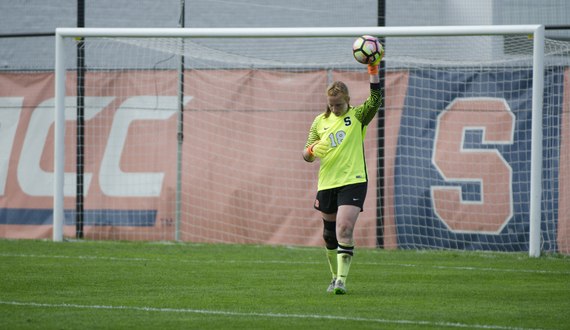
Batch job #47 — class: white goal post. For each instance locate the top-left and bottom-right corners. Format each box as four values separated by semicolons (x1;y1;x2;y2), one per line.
53;25;549;256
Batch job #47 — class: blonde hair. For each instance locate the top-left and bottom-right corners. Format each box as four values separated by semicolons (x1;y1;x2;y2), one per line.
324;81;350;118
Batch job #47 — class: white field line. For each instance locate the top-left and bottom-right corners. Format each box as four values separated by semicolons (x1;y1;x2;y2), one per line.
0;300;555;330
1;253;567;275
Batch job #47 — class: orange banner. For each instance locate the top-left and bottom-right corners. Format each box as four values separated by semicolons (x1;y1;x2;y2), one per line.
0;70;396;248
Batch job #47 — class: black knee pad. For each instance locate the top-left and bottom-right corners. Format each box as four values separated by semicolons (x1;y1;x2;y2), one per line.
322;219;338;250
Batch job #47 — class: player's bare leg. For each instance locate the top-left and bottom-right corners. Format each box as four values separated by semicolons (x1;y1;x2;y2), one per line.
334;205;360;294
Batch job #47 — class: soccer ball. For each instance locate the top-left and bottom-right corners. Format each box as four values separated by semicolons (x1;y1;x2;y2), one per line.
352;36;383;65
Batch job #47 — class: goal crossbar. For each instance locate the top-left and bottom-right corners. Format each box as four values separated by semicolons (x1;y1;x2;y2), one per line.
55;25;543;38
53;25;546;257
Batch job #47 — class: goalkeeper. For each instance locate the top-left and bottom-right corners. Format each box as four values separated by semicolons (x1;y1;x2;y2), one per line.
302;57;382;295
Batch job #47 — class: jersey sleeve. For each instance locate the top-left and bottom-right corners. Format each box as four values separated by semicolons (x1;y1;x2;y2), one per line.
354;82;382;126
305;115;322;148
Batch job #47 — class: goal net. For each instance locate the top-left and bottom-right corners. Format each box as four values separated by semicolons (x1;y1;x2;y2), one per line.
52;26;570;255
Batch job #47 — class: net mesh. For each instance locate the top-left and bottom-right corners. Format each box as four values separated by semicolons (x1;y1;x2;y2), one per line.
56;33;570;253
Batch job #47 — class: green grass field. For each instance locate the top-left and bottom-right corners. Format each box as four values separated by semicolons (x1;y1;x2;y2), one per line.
1;239;569;330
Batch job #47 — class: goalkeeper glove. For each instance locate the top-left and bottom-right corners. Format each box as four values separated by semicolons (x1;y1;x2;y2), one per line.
307;140;331;158
367;47;384;75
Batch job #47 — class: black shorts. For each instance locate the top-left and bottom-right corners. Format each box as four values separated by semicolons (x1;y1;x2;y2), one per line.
314;182;368;214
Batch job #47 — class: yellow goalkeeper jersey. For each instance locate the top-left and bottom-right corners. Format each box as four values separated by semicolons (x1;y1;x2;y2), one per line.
305;84;382;191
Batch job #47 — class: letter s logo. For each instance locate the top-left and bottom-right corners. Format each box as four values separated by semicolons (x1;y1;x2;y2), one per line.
431;98;514;234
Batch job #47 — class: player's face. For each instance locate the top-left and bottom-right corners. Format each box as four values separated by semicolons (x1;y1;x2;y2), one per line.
327;94;349;117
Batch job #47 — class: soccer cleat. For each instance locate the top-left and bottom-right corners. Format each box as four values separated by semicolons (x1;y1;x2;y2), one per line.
327;278;337;292
334;279;346;295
